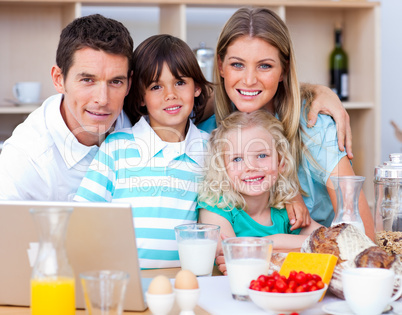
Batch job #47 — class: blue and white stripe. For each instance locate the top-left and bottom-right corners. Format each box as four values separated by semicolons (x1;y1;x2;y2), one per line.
75;116;209;268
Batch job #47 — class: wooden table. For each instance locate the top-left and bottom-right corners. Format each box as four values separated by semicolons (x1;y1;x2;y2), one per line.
0;305;209;314
0;268;217;315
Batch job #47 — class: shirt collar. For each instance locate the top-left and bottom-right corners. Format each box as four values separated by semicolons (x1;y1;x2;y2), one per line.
109;110;132;132
46;94;98;169
184;120;207;167
131;116;207;166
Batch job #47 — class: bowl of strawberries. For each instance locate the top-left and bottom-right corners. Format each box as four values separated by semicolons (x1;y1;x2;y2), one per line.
248;271;328;314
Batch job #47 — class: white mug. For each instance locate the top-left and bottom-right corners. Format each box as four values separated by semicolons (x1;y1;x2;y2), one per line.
342;268;402;315
13;81;41;104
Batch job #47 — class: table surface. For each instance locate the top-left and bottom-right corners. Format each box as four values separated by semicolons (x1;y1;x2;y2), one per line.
0;268;212;315
3;249;402;315
0;249;305;315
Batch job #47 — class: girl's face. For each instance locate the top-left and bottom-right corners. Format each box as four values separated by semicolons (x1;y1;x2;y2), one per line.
224;126;280;198
142;62;201;138
218;36;283;114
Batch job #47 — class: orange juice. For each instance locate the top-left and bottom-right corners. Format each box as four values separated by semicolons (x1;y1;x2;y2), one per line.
31;277;75;315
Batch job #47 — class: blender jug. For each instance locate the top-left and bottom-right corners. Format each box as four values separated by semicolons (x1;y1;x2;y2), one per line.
193;42;214;82
374;153;402;255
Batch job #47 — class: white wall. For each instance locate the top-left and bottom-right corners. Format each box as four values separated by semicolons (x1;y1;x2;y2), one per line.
379;0;402;161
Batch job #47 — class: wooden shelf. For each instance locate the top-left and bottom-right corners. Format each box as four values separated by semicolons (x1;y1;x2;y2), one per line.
0;0;378;7
343;102;374;110
0;0;381;207
0;105;40;114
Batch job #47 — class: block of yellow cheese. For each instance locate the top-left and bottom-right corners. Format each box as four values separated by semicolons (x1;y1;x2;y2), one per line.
279;252;338;285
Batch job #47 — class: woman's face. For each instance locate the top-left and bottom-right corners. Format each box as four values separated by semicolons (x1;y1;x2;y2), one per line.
218;36;283;114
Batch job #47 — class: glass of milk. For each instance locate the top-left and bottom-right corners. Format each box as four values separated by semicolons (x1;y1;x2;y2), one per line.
222;237;273;301
175;223;220;276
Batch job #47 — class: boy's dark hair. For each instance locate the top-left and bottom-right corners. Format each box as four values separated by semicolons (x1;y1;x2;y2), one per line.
124;34;212;125
56;14;133;79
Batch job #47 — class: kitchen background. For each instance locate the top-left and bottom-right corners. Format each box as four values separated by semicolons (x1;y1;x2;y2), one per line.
0;0;399;205
380;0;402;160
83;0;402;162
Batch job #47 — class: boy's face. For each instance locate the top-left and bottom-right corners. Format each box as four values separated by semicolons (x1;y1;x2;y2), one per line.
224;126;280;199
52;47;131;146
141;62;201;141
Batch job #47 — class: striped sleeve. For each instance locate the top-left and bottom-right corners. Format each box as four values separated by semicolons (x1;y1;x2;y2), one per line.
74;132;125;202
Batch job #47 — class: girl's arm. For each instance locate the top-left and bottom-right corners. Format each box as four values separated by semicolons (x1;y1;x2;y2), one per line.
199;208;236;239
199;208;236;275
199;208;322;272
326;156;375;240
263;220;321;250
285;193;311;231
301;83;353;160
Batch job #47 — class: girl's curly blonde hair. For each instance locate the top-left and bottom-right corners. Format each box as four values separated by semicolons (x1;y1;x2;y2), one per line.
199;110;300;211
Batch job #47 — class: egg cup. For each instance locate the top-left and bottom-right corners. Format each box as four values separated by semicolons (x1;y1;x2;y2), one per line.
174;288;200;315
145;291;175;315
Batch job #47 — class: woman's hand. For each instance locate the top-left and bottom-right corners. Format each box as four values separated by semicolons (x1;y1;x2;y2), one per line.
303;84;353;160
215;252;227;275
285;193;311;231
215;233;230;275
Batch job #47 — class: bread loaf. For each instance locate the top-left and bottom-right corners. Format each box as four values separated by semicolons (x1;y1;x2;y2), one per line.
301;223;400;299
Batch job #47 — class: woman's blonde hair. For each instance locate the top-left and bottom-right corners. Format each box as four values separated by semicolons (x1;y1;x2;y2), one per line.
214;7;303;169
199;110;299;211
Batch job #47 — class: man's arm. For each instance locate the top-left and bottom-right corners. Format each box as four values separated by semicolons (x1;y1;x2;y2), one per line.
0;144;48;200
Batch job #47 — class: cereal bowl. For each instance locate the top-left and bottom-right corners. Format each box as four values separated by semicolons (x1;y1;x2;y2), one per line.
248;284;328;314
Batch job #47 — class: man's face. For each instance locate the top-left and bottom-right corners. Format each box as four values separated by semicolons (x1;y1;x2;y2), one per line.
52;47;131;146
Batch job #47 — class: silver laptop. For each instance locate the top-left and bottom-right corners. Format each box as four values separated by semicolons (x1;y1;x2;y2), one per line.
0;200;148;311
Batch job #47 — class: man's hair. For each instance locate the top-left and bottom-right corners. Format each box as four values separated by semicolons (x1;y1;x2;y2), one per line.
56;14;133;79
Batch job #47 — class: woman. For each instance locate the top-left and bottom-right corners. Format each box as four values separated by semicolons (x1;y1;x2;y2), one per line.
198;7;374;239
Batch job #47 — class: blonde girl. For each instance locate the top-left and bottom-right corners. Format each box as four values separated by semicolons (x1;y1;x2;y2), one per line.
198;110;321;273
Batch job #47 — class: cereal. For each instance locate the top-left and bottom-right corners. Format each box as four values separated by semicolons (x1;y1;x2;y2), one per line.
375;231;402;255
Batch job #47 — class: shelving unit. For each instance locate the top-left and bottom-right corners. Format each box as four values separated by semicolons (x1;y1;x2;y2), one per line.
0;0;380;206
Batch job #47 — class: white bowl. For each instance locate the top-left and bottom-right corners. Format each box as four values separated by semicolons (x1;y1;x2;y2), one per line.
248;284;328;314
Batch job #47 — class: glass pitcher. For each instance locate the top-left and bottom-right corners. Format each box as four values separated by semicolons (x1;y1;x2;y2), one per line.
374;153;402;255
330;176;365;234
30;207;75;315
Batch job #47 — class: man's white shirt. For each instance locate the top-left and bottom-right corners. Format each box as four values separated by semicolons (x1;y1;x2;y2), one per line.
0;94;131;201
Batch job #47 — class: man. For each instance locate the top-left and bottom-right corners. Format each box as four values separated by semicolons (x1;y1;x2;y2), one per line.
0;14;133;200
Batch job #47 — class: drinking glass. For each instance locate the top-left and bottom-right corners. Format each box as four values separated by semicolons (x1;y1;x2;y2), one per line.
222;237;273;301
80;270;130;315
175;223;220;276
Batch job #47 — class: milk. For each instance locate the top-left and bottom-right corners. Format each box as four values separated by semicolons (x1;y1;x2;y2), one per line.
178;239;217;276
226;258;270;296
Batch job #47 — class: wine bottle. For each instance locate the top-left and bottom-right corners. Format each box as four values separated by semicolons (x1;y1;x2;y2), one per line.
330;25;349;101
